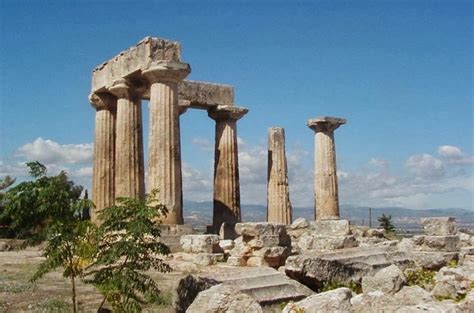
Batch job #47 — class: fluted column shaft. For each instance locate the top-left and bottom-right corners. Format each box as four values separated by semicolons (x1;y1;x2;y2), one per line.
209;106;248;231
149;81;183;224
267;127;292;224
90;93;116;224
143;61;190;225
109;81;145;200
307;117;346;221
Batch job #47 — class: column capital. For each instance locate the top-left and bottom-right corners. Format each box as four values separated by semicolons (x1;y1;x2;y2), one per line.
307;116;346;133
89;92;117;111
208;105;248;121
107;79;144;99
142;60;191;83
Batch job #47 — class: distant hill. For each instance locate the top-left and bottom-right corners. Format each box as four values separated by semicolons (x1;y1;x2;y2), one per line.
183;200;474;232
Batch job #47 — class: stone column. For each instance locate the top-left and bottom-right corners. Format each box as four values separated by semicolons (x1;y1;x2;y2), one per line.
108;80;145;200
267;127;292;224
89;92;117;224
143;61;190;225
307;117;346;221
208;105;248;232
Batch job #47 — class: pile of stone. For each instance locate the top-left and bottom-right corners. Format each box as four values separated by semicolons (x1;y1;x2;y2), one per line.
180;234;224;266
227;222;291;267
292;219;358;252
396;217;460;270
283;262;474;312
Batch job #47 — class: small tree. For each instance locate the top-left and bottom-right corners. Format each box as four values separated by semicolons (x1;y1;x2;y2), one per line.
31;220;99;313
0;175;16;237
31;189;171;312
84;190;171;312
378;213;395;233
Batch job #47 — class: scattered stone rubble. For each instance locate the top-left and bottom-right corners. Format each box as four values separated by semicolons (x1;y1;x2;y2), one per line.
226;222;291;267
176;217;474;312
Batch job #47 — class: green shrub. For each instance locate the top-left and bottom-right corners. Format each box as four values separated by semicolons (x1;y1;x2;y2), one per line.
404;268;436;289
320;280;362;294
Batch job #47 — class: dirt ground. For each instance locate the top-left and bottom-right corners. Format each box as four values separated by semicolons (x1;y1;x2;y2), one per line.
0;244;197;313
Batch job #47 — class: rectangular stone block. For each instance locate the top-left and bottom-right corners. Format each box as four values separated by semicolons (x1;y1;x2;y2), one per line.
178;80;234;107
310;219;351;236
412;235;460;252
92;37;181;92
421;217;457;236
248;235;281;248
180;234;222;253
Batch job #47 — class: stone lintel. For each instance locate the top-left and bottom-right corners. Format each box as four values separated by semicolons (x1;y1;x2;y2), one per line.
208;105;248;121
307;116;346;132
178;80;234;108
92;36;181;93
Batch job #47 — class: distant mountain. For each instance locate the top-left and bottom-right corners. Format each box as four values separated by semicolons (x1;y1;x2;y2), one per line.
183;200;474;232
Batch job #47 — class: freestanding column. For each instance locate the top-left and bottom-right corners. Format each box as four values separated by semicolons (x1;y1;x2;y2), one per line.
208;105;248;232
143;61;190;225
89;92;117;223
267;127;292;224
108;80;145;200
307;116;346;221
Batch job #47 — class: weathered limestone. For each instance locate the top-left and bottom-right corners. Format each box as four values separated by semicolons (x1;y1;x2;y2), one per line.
90;36;248;228
228;223;291;267
361;264;407;295
192;267;313;307
307;116;346;221
108;80;145;199
178;80;234;108
285;246;413;290
421;217;457;236
187;284;263;313
267;127;292;224
92;37;181;93
143;61;190;224
209;105;248;232
283;288;353;313
89;93;116;223
180;234;222;254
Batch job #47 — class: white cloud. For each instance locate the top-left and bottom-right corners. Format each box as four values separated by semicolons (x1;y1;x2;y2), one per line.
182;163;213;202
438;145;474;165
16;137;93;165
368;158;390;169
406;153;444;178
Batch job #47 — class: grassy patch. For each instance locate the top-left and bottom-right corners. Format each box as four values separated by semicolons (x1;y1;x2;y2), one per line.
404;268;436;289
435;293;466;303
33;298;70;313
320;280;362;294
0;282;36;293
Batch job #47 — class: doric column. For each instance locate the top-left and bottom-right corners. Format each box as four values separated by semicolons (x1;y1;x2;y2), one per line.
143;61;190;225
89;92;117;223
108;80;145;200
307;116;346;221
208;105;248;231
267;127;292;224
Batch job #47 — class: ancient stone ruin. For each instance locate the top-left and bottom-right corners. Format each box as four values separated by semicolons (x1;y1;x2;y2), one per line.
87;37;474;312
89;37;248;231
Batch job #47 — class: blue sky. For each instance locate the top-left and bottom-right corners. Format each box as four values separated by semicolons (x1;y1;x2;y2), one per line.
0;0;472;210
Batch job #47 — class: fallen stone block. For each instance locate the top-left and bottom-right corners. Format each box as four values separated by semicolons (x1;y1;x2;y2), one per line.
187;284;263;313
412;235;460;252
393;285;434;306
285;246;413;290
361;264;407;295
421;217;457;236
181;234;222;254
309;219;351;236
297;233;358;252
193;253;224;266
283;287;352;313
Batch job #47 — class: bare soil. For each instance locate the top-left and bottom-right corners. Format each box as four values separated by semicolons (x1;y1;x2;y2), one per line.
0;245;198;313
